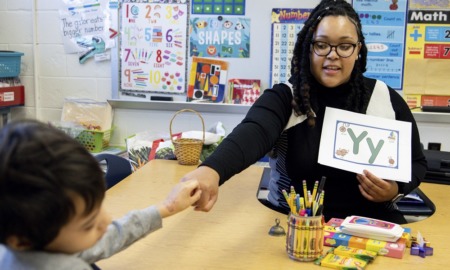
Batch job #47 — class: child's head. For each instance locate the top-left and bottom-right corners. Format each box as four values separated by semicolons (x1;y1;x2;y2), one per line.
0;119;111;253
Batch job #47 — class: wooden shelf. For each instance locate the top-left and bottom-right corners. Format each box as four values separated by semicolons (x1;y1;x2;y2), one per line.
107;99;251;114
108;99;450;123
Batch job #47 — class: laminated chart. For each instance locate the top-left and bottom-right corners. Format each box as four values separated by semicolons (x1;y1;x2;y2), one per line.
353;0;408;89
120;3;188;94
270;8;311;86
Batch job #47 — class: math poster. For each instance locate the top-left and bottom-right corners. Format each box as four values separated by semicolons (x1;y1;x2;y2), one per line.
120;3;188;94
318;107;412;183
270;8;311;86
403;1;450;95
189;16;250;58
353;0;408;90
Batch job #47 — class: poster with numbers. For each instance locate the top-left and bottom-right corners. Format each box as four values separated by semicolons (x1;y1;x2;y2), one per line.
270;8;311;86
120;3;188;94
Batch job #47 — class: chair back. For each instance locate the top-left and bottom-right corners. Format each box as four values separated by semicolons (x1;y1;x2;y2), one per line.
95;153;132;189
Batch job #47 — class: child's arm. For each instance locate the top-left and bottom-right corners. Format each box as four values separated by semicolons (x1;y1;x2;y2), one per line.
78;179;201;263
157;178;202;218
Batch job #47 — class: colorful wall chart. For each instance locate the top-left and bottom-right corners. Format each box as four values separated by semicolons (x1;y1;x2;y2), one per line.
189;16;250;58
353;0;408;90
120;3;187;94
406;9;450;60
191;0;245;15
402;2;450;95
270;8;311;86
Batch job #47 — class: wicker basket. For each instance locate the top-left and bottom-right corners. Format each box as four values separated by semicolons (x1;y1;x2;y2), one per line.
170;109;205;165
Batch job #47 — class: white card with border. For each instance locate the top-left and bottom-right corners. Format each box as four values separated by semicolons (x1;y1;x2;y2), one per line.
318;107;411;183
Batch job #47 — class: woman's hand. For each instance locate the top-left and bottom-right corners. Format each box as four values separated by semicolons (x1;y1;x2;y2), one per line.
180;166;220;212
356;170;398;202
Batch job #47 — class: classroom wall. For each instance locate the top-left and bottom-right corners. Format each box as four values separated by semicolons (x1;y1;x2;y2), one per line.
1;0;450;151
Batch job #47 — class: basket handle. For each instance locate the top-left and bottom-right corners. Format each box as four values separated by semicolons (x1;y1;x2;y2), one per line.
170;109;205;143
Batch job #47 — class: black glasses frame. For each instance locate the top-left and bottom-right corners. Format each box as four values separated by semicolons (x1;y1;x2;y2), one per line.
311;41;359;58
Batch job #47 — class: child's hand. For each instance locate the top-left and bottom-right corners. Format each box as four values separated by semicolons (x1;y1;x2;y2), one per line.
158;179;202;218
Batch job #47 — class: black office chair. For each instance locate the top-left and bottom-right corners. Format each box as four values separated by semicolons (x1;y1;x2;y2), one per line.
95;153;133;189
395;187;436;217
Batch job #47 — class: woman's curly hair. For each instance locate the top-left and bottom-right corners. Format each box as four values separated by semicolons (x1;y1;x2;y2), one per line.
289;0;371;127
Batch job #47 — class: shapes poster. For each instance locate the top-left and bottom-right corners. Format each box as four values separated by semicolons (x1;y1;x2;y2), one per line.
187;57;228;103
120;3;187;94
189;16;250;58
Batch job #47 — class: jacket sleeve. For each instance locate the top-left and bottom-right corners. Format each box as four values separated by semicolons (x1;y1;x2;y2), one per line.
78;206;162;263
388;88;427;195
201;83;293;185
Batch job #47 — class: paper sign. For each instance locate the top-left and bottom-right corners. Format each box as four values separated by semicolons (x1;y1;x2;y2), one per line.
318;107;412;182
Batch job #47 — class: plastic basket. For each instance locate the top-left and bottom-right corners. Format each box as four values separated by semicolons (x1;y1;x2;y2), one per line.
170;109;205;165
0;51;24;78
76;129;112;153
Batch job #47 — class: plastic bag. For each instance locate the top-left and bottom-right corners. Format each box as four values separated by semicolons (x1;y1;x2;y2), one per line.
61;98;113;131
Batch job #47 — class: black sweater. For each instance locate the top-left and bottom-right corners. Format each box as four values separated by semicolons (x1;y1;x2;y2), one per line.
202;77;427;222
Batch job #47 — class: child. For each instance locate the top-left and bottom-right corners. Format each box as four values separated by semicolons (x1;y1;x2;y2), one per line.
0;119;201;269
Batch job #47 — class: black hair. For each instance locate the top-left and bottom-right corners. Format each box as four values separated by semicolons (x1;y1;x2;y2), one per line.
290;0;370;127
0;119;105;250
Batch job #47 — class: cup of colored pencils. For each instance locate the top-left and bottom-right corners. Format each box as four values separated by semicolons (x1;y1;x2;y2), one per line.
283;177;326;262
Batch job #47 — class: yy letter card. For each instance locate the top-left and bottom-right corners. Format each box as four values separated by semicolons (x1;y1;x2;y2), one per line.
318;107;412;182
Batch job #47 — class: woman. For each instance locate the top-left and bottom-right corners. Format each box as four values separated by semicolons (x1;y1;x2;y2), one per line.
181;0;426;224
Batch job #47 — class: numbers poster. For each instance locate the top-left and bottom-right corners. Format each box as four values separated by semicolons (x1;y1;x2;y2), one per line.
120;3;188;94
270;9;311;86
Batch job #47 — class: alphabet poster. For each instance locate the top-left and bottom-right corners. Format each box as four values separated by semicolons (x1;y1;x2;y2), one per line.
120;3;188;94
318;107;412;183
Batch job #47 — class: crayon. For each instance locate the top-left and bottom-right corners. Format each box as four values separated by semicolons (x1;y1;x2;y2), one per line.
299;219;305;257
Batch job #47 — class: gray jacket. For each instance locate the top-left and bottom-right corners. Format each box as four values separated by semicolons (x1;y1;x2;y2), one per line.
0;206;162;270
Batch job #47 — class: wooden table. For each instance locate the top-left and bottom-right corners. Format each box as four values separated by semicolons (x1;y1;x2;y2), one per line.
97;160;449;270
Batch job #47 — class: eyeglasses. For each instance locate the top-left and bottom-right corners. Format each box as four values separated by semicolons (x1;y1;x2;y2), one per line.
311;41;359;58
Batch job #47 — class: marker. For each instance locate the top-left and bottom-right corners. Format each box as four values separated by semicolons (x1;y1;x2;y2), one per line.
316;176;327;201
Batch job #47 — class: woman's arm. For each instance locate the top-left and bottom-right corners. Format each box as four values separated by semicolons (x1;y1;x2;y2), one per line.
201;83;293;185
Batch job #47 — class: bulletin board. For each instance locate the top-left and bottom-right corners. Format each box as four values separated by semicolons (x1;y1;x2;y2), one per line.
111;0;323;102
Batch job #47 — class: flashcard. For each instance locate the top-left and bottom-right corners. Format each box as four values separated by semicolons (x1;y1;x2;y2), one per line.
318;107;412;182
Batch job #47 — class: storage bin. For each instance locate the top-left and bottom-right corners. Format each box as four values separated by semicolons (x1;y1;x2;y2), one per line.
0;86;24;108
0;51;24;78
76;129;112;153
